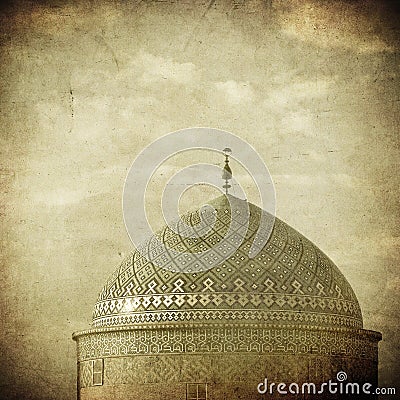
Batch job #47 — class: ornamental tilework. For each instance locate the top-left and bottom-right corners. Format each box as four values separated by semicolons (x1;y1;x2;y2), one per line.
93;310;361;329
79;351;380;388
79;360;93;388
75;326;379;363
102;355;373;387
92;294;361;328
102;355;213;386
94;196;362;329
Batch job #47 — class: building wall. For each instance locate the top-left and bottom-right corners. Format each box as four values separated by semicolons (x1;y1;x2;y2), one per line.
78;354;379;400
74;327;381;400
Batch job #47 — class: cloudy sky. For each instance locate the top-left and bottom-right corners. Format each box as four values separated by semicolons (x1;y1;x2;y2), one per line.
0;1;399;399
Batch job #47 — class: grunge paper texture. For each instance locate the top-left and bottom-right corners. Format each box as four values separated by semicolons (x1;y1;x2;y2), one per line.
0;1;398;399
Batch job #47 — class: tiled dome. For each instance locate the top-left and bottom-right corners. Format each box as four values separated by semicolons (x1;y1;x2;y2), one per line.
93;195;362;329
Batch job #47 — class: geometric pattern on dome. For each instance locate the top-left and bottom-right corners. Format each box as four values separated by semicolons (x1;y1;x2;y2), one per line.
93;195;362;329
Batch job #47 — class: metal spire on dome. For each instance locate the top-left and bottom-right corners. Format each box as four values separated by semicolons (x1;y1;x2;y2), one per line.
222;147;232;195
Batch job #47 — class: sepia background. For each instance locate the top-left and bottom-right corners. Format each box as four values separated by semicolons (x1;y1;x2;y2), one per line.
0;1;399;399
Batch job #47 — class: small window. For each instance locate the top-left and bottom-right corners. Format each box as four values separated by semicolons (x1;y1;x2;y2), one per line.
92;359;104;386
186;383;207;400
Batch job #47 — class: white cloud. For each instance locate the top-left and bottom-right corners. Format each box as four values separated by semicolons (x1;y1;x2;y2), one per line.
214;80;254;105
33;187;89;206
281;109;314;133
264;79;331;109
134;51;200;85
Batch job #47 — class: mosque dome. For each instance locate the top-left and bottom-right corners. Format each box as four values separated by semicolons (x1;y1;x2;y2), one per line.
92;194;362;330
74;193;381;400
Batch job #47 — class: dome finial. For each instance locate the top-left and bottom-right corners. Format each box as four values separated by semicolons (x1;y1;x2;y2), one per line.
222;147;232;195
